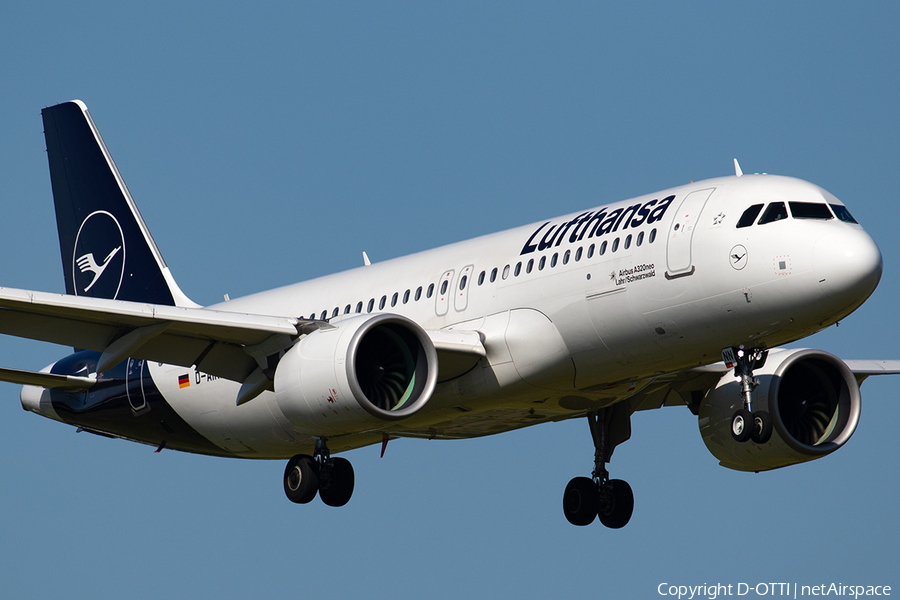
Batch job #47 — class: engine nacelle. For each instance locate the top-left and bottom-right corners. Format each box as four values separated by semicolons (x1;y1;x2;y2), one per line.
274;313;439;435
699;348;861;472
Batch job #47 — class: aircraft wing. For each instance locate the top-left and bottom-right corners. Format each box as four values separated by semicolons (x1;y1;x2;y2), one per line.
843;360;900;384
386;355;900;441
0;286;487;390
0;286;302;382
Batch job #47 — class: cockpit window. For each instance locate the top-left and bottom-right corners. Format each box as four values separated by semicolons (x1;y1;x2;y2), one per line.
757;202;788;225
830;204;859;224
789;202;833;220
736;204;764;228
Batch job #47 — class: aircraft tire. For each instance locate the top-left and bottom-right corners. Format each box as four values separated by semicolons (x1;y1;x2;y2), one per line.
597;479;634;529
563;477;599;526
319;457;355;507
751;411;773;444
731;409;754;442
284;454;319;504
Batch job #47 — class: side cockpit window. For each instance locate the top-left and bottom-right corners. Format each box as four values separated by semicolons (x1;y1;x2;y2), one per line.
789;202;833;220
736;204;764;228
830;204;859;224
757;202;788;225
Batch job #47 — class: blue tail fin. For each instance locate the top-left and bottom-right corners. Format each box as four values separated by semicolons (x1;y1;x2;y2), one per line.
42;100;197;307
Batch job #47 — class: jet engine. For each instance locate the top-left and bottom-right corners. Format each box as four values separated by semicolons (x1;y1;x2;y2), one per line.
698;348;861;471
274;313;439;435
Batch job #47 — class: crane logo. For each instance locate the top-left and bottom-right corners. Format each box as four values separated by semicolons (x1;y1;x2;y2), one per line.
729;244;748;270
73;211;126;299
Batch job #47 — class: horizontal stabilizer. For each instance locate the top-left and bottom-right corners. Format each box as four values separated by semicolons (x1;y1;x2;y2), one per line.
0;366;95;392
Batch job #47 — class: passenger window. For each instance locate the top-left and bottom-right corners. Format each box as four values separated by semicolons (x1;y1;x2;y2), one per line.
427;284;434;298
575;247;582;261
344;305;351;314
758;202;788;224
379;296;386;310
391;292;398;307
478;271;485;285
514;262;521;276
367;299;374;312
332;308;339;318
599;241;607;255
539;256;546;270
737;204;764;228
550;253;558;267
490;268;498;283
636;231;644;246
309;313;315;320
624;234;632;250
403;290;410;304
526;259;533;273
440;280;448;295
649;229;657;243
790;202;833;220
563;250;570;265
415;287;422;301
830;204;858;224
502;265;510;280
320;310;327;320
356;302;363;313
587;244;594;258
460;275;467;290
612;238;620;252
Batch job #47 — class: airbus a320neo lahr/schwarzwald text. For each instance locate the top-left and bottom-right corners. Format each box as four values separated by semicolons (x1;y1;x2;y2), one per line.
3;101;897;528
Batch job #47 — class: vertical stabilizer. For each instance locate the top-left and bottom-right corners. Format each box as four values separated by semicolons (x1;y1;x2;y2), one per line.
42;101;198;307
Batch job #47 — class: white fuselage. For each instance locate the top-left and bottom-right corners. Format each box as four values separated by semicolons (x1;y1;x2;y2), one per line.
42;174;885;458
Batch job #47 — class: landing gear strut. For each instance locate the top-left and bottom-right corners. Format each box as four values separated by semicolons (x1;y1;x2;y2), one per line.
723;346;772;444
563;404;634;528
283;437;355;507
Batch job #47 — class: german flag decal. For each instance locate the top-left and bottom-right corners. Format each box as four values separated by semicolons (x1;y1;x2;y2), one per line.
178;374;190;389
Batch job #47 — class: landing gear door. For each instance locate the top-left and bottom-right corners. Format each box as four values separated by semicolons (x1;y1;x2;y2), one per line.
665;188;715;278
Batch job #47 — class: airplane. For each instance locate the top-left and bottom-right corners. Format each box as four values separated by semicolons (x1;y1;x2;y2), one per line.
2;99;897;528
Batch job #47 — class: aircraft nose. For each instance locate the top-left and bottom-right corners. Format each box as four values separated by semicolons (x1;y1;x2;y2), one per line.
813;226;883;305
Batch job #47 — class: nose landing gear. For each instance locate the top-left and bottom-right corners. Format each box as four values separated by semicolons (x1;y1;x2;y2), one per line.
563;405;634;528
723;346;773;444
283;437;355;507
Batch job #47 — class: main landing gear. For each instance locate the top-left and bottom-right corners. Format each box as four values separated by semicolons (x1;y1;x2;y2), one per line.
723;346;772;444
563;404;635;528
284;438;355;507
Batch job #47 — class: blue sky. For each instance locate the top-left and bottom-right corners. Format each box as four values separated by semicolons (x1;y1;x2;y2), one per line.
1;2;898;598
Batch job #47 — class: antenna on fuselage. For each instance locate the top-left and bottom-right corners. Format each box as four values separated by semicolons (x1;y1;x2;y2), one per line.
733;158;743;177
362;251;371;266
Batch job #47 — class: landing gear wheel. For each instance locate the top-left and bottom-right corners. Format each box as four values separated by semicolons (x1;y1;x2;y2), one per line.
751;411;773;444
597;479;634;529
731;409;754;442
284;454;319;504
563;477;599;526
319;457;355;507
